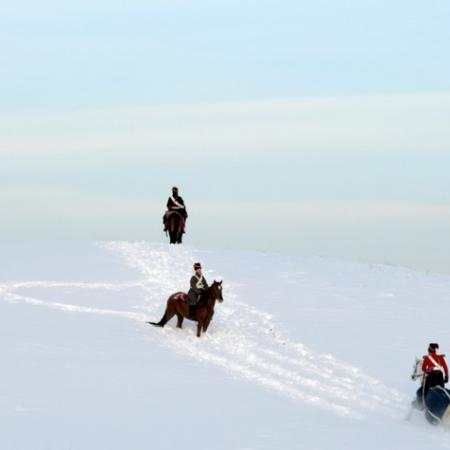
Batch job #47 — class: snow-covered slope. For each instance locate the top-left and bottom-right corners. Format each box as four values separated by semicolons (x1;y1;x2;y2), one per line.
1;241;450;450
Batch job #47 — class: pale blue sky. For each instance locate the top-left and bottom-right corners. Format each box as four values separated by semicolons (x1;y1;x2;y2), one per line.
1;1;449;273
1;0;450;111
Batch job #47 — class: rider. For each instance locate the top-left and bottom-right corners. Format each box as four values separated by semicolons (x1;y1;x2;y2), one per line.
415;343;449;409
163;186;188;232
187;262;208;306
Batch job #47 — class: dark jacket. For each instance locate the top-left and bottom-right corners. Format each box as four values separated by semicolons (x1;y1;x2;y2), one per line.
167;195;188;218
187;274;208;305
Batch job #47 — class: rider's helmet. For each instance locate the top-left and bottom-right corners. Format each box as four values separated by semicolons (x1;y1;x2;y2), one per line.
428;343;439;353
193;262;202;270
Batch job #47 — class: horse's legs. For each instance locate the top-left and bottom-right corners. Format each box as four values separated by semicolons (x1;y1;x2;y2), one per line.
203;311;214;332
176;216;184;244
176;313;184;328
196;321;202;337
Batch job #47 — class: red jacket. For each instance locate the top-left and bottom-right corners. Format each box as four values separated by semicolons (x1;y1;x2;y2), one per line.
422;353;449;379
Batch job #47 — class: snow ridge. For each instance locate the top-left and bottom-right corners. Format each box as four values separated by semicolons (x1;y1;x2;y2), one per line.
0;241;408;422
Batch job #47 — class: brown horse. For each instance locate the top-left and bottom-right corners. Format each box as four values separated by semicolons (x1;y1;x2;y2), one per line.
148;281;224;337
166;212;185;244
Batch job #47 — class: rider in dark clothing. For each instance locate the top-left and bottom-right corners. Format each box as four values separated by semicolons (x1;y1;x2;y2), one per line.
187;262;208;306
163;186;188;231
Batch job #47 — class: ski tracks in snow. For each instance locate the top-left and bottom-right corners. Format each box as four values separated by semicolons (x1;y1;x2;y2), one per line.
0;241;408;421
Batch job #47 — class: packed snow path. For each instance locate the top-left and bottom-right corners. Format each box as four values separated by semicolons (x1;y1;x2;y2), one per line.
1;242;408;421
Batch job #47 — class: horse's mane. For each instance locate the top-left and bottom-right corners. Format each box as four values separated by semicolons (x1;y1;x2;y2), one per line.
197;282;218;305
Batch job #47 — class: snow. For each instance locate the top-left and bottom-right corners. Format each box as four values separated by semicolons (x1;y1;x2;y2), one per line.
1;241;450;450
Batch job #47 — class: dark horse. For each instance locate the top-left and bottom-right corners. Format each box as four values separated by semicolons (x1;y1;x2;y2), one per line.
166;212;185;244
148;281;223;337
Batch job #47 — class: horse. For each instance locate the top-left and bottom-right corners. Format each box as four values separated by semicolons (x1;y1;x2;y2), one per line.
148;281;223;337
411;357;424;381
410;356;450;426
165;211;185;244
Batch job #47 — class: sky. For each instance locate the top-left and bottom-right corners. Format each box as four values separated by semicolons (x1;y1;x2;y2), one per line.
1;0;450;273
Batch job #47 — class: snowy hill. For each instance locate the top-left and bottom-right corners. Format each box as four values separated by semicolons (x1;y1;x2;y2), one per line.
1;241;450;450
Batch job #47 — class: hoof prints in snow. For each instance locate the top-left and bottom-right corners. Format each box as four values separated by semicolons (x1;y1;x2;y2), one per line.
0;241;408;421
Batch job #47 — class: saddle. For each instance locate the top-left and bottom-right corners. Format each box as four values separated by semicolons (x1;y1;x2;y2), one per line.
173;292;196;318
166;210;185;220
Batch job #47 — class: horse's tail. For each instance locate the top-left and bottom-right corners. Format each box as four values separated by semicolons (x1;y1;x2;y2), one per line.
147;311;167;327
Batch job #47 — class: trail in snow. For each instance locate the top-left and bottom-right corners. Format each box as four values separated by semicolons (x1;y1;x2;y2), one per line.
0;241;408;421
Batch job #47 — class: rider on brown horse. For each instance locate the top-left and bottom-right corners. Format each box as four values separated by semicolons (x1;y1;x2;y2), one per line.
187;262;208;305
163;186;188;232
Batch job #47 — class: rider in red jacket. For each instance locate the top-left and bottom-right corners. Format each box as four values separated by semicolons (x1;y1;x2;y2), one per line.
414;343;449;409
422;346;449;383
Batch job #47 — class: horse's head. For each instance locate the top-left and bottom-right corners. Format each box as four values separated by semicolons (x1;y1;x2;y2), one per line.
411;357;424;381
210;280;224;303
